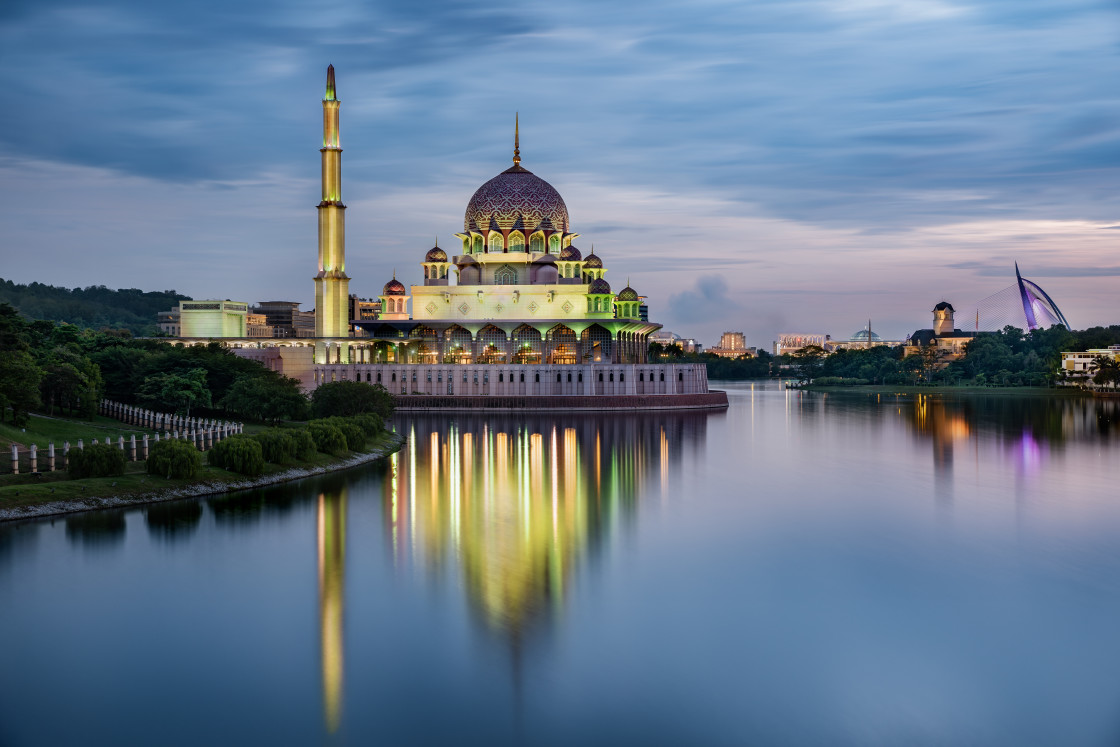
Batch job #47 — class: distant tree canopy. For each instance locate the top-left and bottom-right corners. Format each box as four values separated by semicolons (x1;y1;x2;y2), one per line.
0;302;310;424
0;278;190;335
311;380;394;420
651;324;1120;387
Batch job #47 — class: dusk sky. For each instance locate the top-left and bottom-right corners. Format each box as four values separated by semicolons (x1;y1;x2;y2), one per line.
1;0;1116;346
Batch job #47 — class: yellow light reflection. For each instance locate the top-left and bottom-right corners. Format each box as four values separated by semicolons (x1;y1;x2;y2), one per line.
317;489;346;734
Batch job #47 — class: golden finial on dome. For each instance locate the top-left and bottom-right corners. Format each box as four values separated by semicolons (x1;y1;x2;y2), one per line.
513;113;521;166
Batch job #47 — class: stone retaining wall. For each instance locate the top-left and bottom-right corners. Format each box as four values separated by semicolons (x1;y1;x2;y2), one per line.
392;391;729;411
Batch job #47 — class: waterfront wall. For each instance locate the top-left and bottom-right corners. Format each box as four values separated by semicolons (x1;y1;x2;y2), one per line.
312;362;712;398
390;391;728;411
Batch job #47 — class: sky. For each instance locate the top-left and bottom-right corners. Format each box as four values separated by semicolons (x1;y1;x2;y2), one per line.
0;0;1117;347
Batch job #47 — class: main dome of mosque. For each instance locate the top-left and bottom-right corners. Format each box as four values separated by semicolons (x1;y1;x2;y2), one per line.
464;164;569;234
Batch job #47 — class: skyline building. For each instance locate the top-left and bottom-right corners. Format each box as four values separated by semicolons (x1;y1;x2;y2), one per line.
313;65;350;359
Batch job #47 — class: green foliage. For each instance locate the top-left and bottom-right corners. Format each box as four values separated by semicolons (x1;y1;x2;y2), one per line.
812;377;871;386
147;438;202;479
0;277;189;335
290;429;317;460
346;413;384;437
219;374;309;423
314;418;366;451
311;380;394;419
137;368;212;416
0;303;43;425
251;429;300;463
207;435;265;477
68;442;127;479
308;422;347;457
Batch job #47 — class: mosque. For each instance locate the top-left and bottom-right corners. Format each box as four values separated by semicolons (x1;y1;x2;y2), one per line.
240;67;724;409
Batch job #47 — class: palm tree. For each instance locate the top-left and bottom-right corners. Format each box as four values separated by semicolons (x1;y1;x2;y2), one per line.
1088;356;1120;391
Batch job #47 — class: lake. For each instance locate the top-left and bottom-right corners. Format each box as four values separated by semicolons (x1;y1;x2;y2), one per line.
3;382;1120;746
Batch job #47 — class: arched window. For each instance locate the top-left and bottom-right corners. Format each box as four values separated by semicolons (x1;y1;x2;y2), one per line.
494;264;517;285
530;234;545;253
509;233;525;252
473;235;483;253
462;237;472;255
488;232;504;253
549;235;561;253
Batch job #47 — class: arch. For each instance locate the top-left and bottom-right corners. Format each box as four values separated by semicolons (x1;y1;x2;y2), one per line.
581;324;613;363
547;324;578;364
494;264;518;285
444;325;474;363
473;235;483;253
508;232;525;252
548;234;561;253
512;324;543;364
462;237;471;255
529;233;545;253
488;232;504;253
413;325;439;364
477;324;507;363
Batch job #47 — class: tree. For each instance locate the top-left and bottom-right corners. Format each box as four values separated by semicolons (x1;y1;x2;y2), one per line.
1089;356;1120;390
220;375;309;423
0;302;43;425
138;368;212;416
792;345;825;383
311;380;394;419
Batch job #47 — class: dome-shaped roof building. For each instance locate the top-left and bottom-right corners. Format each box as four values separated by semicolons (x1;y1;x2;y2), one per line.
588;278;611;295
559;244;582;261
464;167;568;233
383;277;406;296
583;252;603;269
425;245;447;262
617;286;639;302
849;329;882;343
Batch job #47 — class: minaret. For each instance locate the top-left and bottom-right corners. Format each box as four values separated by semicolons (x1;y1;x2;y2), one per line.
314;64;350;363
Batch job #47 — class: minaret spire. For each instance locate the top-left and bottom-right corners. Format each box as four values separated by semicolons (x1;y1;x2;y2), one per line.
513;113;521;166
314;64;350;361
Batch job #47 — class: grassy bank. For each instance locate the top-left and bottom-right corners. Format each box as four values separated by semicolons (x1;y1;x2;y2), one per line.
797;384;1088;397
0;413;159;451
0;430;403;518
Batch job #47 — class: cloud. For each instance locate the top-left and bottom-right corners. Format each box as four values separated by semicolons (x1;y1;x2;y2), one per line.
666;275;742;325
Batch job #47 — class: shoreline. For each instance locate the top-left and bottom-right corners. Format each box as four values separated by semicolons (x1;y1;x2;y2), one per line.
792;384;1088;397
0;431;406;524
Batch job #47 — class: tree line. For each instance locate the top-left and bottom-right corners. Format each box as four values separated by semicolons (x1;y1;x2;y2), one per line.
652;324;1120;386
0;278;189;335
0;302;392;427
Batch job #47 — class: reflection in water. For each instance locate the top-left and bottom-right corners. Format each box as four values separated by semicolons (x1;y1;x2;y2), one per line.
145;501;202;542
318;488;346;735
385;414;709;640
65;510;127;547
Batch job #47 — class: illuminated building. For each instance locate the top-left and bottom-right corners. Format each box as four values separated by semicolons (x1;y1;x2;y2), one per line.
775;333;828;356
178;300;248;338
708;331;750;358
827;322;904;352
313;64;350;359
903;303;978;362
1060;345;1120;385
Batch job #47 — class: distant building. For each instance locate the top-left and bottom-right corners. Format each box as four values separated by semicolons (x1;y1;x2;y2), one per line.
709;331;752;359
1060;345;1120;385
903;302;978;363
828;324;905;352
156;309;180;337
246;313;272;338
650;331;702;354
639;303;649;323
775;333;829;356
253;301;316;338
179;300;249;338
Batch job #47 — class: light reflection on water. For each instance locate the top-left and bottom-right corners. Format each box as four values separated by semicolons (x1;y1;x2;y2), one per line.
3;384;1120;745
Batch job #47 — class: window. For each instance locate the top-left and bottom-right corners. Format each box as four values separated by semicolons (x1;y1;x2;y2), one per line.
678;372;683;381
534;373;540;383
463;373;467;382
639;373;644;382
549;235;561;253
509;233;525;252
391;372;397;382
620;373;625;382
530;234;544;252
578;372;583;382
494;264;517;285
499;373;504;382
598;373;603;382
660;372;664;382
567;373;572;383
377;373;382;382
488;232;504;252
438;372;442;382
427;372;432;382
556;373;562;383
366;372;371;382
609;372;614;382
520;372;525;383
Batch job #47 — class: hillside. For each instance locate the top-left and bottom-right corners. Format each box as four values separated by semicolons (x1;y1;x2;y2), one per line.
0;278;190;335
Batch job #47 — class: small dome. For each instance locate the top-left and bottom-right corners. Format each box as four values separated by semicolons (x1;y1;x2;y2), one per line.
532;254;556;264
588;278;611;295
933;301;955;312
584;252;602;269
383;278;406;296
455;254;478;265
425;246;447;262
850;329;882;342
559;244;582;261
617;286;638;302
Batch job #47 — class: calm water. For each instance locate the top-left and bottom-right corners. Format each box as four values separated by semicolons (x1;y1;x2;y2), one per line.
3;383;1120;746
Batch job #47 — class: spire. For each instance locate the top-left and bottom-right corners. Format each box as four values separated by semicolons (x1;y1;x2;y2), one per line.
513;113;521;166
325;64;337;101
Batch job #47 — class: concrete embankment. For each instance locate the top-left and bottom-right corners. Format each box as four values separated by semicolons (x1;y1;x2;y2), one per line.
0;432;406;524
